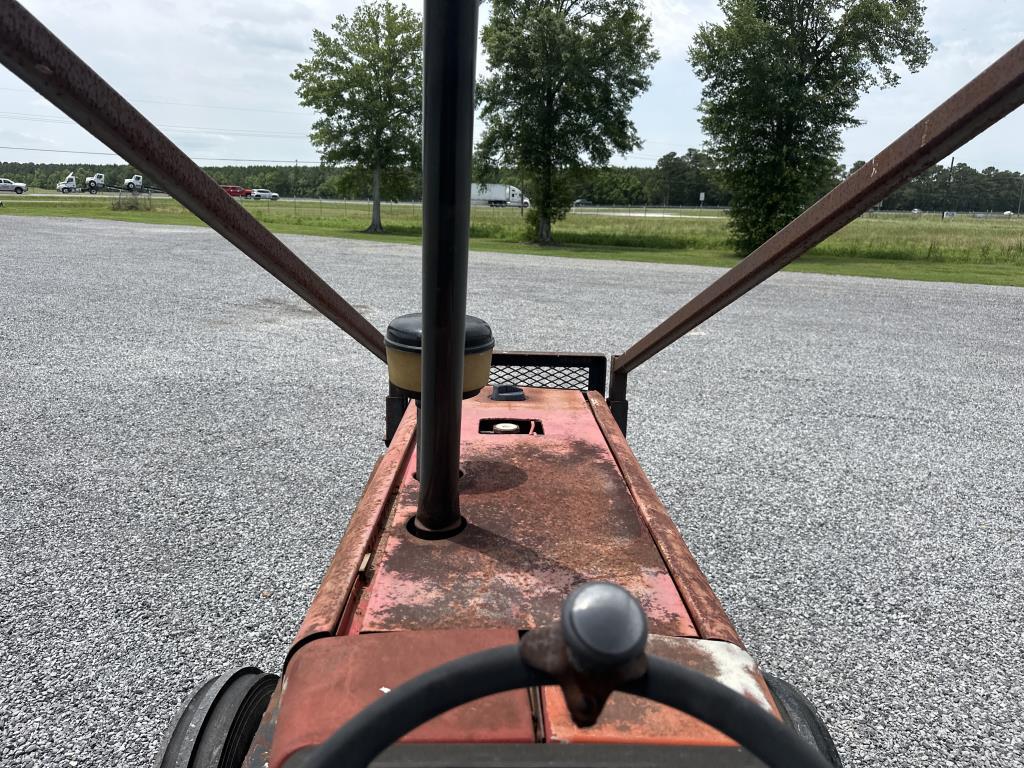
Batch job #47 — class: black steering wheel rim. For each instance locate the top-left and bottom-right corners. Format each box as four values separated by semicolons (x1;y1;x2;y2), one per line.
301;644;832;768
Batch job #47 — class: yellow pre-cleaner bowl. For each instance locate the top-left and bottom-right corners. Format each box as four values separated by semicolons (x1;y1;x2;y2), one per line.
385;313;494;398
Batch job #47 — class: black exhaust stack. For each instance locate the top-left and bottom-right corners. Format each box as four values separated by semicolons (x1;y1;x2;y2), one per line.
415;0;480;532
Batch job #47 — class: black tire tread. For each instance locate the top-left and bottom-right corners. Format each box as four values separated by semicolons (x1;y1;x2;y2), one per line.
763;673;842;767
155;667;278;768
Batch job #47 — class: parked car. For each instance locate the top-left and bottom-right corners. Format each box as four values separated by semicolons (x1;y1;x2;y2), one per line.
0;177;27;194
251;188;279;200
221;185;253;198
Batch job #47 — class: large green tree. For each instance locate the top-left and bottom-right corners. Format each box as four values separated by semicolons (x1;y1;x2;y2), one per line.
690;0;933;252
476;0;659;243
292;0;421;233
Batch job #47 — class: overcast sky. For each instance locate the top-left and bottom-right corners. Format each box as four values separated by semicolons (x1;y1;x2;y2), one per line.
1;0;1021;172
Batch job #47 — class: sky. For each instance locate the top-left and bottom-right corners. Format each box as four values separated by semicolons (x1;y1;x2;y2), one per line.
1;0;1021;172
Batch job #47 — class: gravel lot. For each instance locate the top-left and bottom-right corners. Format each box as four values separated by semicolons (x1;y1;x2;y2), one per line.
1;216;1022;767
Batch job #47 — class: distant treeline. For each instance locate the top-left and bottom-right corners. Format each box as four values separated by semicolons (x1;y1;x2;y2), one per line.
0;161;412;200
4;156;1021;212
867;162;1024;213
0;151;730;206
484;150;732;208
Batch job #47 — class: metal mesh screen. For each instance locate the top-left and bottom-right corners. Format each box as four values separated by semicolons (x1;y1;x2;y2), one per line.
489;364;593;391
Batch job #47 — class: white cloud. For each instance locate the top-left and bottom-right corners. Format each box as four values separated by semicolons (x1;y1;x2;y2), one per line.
2;0;1021;172
844;0;1024;170
644;0;721;59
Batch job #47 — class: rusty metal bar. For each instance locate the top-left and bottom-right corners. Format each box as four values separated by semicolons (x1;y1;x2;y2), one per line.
0;1;387;362
608;361;629;435
588;393;743;646
614;40;1024;375
286;405;417;669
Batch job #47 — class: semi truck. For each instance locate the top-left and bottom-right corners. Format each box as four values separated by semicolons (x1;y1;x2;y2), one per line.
55;172;113;193
470;182;529;207
56;172;106;193
56;172;79;193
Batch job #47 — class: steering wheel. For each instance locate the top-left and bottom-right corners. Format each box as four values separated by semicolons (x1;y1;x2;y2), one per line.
302;583;832;768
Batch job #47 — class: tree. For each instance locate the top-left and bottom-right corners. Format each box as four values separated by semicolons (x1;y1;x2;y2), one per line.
690;0;933;252
476;0;659;243
292;0;421;233
654;150;729;207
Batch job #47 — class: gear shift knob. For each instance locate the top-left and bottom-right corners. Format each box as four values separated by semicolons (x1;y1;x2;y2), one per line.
560;582;648;670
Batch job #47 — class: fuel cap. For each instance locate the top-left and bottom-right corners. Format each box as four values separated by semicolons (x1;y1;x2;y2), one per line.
560;582;648;670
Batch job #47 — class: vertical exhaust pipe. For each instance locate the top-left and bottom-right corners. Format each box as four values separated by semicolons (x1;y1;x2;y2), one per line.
415;0;479;532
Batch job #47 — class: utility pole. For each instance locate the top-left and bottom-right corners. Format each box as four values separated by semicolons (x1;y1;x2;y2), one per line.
1018;174;1023;215
940;155;955;218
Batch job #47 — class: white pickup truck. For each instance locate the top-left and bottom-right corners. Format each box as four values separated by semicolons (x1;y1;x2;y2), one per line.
0;177;28;194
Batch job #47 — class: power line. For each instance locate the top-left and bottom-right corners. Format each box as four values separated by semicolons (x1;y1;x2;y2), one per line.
1;91;679;160
0;145;120;156
0;145;325;165
0;85;308;116
0;111;311;139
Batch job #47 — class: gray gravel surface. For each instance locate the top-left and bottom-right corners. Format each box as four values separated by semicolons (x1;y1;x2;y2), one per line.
1;216;1022;767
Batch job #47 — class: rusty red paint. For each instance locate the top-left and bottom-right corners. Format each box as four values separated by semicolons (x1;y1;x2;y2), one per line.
286;404;416;665
271;630;534;768
357;388;697;637
543;635;779;746
588;393;743;646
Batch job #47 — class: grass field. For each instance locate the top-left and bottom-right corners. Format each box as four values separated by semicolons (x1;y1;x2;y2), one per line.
2;191;1022;286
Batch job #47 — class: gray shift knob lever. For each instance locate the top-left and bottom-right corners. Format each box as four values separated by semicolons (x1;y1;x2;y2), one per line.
519;581;650;727
560;581;649;671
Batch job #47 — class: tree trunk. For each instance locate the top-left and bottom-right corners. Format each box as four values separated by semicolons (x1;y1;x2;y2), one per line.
366;165;384;233
535;160;555;244
537;214;553;244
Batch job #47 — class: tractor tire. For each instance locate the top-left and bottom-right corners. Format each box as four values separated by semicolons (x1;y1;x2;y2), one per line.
61;188;69;194
88;180;97;190
127;182;135;191
89;188;98;195
155;667;277;768
763;673;843;767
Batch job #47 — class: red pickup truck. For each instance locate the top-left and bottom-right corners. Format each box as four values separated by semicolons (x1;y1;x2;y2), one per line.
220;184;252;198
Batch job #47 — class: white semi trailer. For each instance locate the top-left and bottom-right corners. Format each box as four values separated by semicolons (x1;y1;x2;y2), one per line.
470;183;529;207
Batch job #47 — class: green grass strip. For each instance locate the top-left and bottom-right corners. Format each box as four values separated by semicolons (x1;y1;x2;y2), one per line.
2;194;1022;287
